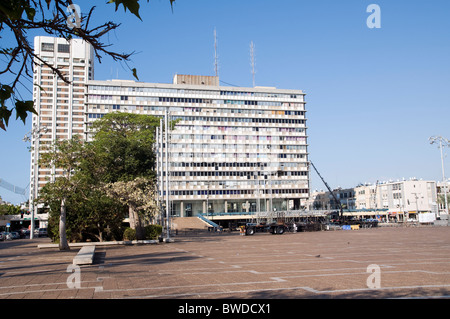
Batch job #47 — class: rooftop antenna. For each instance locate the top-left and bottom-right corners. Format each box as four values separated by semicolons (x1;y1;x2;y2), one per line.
214;28;219;77
250;41;256;87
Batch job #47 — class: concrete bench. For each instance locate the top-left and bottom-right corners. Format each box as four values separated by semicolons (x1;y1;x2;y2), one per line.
73;245;95;265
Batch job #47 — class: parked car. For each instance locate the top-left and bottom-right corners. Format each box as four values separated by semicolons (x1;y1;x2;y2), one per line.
0;232;5;241
10;232;20;239
38;228;48;237
18;228;29;238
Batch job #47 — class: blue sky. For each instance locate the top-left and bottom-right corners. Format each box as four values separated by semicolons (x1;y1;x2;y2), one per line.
1;0;449;204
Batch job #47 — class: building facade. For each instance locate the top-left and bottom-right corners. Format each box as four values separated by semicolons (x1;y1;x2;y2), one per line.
31;37;309;217
309;180;438;222
354;179;438;220
308;187;355;211
30;36;94;210
86;76;309;217
354;184;377;210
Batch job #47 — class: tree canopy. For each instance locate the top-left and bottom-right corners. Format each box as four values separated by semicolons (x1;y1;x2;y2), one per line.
38;112;162;245
90;112;160;183
0;203;21;215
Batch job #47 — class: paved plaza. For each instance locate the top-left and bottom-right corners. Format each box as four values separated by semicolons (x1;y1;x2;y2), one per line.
0;226;449;300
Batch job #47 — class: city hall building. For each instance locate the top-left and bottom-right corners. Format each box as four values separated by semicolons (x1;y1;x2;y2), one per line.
31;37;309;218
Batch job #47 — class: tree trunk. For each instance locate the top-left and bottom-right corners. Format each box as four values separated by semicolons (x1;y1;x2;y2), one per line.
97;223;104;242
59;198;70;251
129;206;144;240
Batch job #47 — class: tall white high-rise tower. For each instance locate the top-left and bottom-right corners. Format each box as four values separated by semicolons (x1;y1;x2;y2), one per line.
29;36;94;213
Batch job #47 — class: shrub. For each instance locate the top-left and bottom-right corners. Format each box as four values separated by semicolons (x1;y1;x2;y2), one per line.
123;227;136;241
144;224;162;240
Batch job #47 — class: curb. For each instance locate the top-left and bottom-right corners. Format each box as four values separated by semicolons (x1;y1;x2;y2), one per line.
37;239;169;249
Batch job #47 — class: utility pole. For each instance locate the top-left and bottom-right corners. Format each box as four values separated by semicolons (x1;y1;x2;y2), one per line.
429;136;449;225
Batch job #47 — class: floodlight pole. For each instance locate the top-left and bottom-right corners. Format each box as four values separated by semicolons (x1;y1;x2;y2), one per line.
429;136;449;225
155;125;160;224
165;108;170;240
159;119;164;231
439;139;449;220
23;124;47;240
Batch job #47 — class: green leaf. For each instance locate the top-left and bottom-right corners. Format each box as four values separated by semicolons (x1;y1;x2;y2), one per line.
108;0;142;20
15;100;37;124
25;7;36;21
0;85;13;106
0;106;12;128
132;68;139;81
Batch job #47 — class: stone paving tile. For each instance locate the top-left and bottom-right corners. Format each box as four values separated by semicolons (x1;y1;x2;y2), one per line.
0;227;449;301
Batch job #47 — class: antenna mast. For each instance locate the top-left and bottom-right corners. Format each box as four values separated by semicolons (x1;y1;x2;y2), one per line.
214;28;219;77
250;41;256;87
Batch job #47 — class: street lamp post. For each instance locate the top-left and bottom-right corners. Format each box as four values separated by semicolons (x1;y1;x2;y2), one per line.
23;124;48;239
429;136;449;225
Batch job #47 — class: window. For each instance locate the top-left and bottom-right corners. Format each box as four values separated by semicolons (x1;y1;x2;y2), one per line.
41;43;54;52
57;44;70;53
88;113;104;119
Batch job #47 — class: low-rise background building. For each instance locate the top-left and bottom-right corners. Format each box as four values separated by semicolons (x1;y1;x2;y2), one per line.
311;179;440;222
